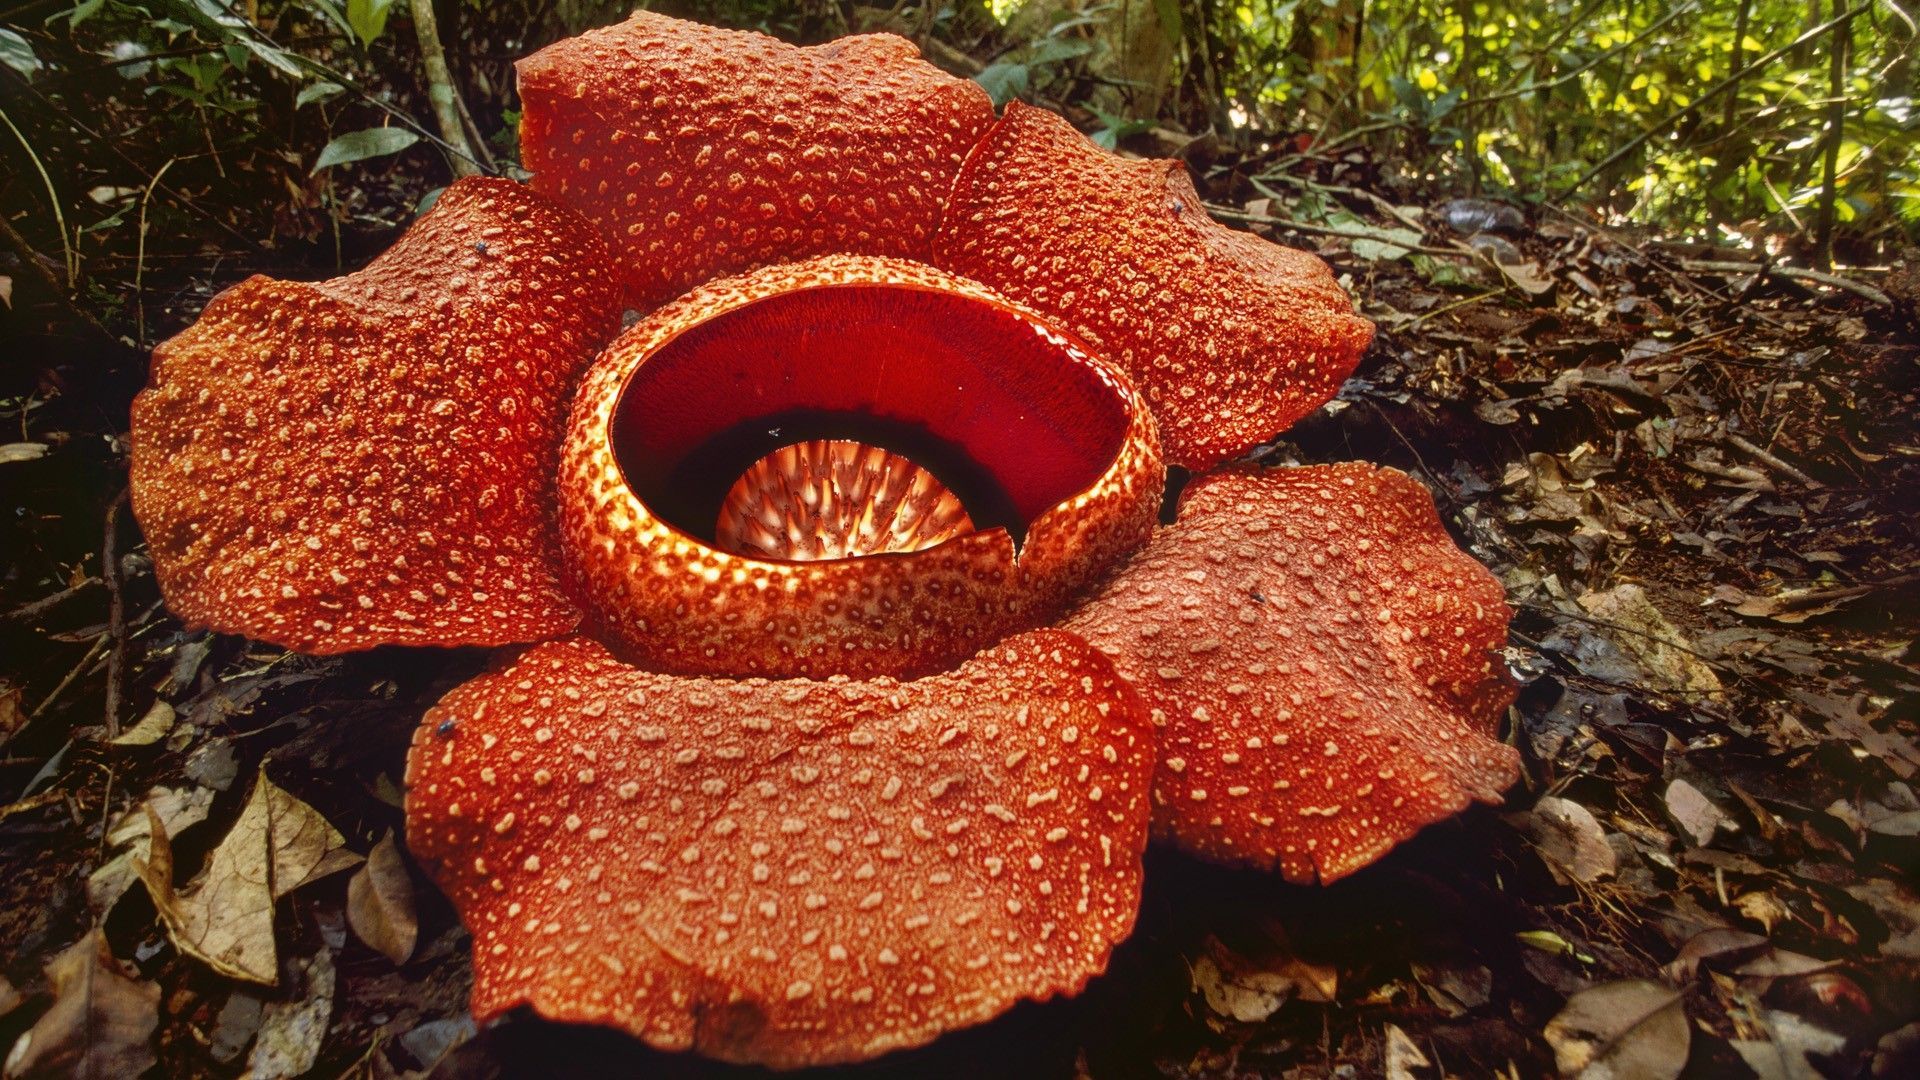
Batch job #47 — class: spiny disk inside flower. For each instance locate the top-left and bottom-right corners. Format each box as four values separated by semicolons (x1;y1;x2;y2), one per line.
714;439;976;561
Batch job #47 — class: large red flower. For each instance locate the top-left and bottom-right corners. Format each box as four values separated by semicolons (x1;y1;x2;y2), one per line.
129;11;1517;1069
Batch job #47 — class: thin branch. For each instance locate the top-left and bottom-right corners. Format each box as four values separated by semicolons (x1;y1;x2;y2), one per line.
1678;259;1891;306
101;490;129;740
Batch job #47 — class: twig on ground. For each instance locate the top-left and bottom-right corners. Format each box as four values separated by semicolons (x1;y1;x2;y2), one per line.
1679;260;1891;307
1725;432;1825;489
101;490;129;740
1;580;102;625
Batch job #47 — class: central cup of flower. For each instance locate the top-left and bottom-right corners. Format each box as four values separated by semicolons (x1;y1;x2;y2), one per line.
558;255;1166;680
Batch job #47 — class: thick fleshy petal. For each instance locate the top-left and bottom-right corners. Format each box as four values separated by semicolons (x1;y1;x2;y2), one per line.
559;255;1163;679
933;103;1375;469
130;178;622;653
1058;464;1520;882
404;630;1153;1068
518;11;996;308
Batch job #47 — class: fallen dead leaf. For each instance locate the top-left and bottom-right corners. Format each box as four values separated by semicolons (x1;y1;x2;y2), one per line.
108;700;174;747
1578;584;1723;695
0;685;24;747
1543;979;1690;1080
87;784;214;912
346;830;417;965
1732;1008;1848;1080
248;949;335;1080
3;931;158;1079
1191;937;1337;1023
1383;1022;1432;1080
1517;797;1618;885
1665;778;1735;847
138;774;359;984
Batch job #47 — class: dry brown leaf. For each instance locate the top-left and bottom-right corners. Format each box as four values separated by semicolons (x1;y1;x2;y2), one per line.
137;775;359;985
0;685;25;748
1518;797;1618;886
1543;979;1689;1080
1577;585;1722;695
2;931;158;1079
346;830;417;965
1191;936;1337;1023
247;950;335;1080
1665;778;1734;847
87;784;213;912
1383;1023;1432;1080
109;700;174;747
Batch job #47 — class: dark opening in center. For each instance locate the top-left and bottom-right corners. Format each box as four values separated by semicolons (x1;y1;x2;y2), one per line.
609;282;1130;556
654;412;1021;544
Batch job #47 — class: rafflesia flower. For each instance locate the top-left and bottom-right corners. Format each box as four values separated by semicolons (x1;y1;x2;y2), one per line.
129;11;1520;1069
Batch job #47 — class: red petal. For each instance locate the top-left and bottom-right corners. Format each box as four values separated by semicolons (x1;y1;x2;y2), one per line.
405;630;1153;1067
518;11;995;308
130;178;622;653
933;104;1375;469
560;255;1163;679
1058;464;1519;882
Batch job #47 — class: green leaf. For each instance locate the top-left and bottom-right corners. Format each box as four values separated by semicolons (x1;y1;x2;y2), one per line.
295;80;345;108
0;29;42;79
346;0;394;47
160;0;303;79
68;0;107;28
305;0;353;40
974;61;1029;107
311;126;419;173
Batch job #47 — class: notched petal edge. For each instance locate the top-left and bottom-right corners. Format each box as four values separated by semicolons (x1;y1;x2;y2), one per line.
130;177;622;654
518;10;996;307
1060;463;1520;882
934;103;1375;469
404;630;1155;1068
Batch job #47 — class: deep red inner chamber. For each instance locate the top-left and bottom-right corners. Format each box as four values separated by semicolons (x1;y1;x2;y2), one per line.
611;284;1131;546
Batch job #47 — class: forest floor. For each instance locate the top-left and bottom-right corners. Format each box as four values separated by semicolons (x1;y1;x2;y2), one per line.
3;73;1919;1080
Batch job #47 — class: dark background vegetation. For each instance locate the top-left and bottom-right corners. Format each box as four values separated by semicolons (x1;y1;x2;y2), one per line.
1;2;1917;1079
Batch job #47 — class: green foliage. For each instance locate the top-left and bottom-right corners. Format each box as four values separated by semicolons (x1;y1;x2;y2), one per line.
312;126;420;172
977;0;1914;249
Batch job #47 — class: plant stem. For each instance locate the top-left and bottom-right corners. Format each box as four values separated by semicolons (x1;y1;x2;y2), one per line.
0;103;74;289
408;0;487;178
1814;0;1852;270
